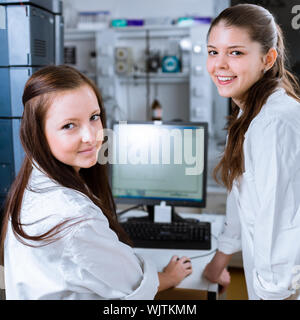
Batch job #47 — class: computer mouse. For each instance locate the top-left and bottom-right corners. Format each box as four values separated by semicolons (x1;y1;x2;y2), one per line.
177;258;191;264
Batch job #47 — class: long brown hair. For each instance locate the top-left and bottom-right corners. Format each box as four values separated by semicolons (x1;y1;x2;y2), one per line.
0;65;131;263
209;4;300;191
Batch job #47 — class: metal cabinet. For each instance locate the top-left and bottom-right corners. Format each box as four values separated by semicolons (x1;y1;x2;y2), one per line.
0;0;63;210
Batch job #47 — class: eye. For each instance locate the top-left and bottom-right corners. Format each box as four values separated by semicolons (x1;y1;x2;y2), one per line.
231;51;243;56
91;113;101;121
208;50;218;56
62;123;75;130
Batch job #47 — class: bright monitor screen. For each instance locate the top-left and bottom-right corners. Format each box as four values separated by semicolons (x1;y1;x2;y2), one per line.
110;121;208;208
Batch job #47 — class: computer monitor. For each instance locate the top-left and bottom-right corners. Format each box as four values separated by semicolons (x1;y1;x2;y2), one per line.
109;121;208;221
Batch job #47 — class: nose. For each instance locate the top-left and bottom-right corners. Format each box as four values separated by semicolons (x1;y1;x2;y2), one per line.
81;124;96;144
215;53;229;69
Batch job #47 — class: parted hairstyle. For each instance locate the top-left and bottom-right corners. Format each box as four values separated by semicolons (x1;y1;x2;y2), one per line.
0;65;131;264
208;4;300;190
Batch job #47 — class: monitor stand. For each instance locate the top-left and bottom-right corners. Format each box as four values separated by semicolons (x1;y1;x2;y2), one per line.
128;204;197;224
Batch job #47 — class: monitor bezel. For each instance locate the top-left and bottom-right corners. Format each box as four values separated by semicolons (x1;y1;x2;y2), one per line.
109;121;208;209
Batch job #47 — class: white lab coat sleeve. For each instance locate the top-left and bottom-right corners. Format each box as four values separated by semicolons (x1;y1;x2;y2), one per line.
218;189;242;255
61;206;159;300
251;118;300;300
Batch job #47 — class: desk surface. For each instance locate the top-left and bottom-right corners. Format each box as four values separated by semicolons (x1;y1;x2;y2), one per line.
119;210;225;295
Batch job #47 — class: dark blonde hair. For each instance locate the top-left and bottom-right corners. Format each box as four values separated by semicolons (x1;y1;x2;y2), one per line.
208;4;300;190
0;65;131;263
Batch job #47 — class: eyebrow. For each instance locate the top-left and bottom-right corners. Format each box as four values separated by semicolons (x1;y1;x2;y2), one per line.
60;109;100;124
207;45;246;49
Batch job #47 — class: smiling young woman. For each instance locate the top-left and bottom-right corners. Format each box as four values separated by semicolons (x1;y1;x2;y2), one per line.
203;4;300;300
0;65;192;300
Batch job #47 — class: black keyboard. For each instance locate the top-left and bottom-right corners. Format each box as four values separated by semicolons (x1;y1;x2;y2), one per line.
120;220;211;250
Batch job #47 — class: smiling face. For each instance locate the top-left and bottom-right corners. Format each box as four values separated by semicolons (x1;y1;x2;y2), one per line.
44;85;103;172
206;22;268;107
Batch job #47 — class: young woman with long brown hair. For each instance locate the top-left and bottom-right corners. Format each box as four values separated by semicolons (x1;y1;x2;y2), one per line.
203;4;300;300
0;65;192;299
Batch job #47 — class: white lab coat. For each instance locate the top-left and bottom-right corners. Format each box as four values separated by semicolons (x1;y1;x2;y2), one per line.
4;166;159;300
218;88;300;300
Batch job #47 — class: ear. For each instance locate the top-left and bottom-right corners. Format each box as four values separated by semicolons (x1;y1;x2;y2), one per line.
263;47;278;72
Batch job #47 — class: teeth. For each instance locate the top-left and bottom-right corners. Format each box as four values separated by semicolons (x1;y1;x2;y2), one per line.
218;76;234;81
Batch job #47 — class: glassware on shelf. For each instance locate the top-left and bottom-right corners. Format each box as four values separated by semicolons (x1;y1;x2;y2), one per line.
151;99;162;121
77;11;110;30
